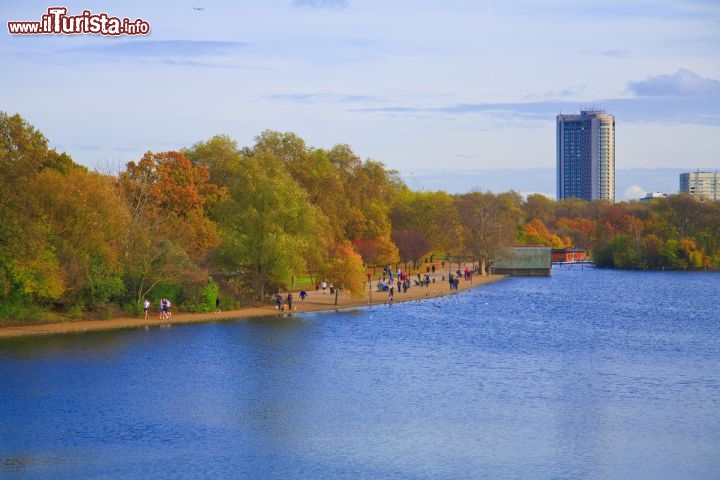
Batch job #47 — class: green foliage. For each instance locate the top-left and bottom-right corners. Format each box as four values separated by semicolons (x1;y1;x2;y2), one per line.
662;239;683;268
609;235;640;269
208;150;322;300
68;305;84;319
124;300;144;317
149;283;182;308
182;280;220;313
3;112;719;322
0;294;38;321
570;196;720;270
591;241;613;268
454;191;519;274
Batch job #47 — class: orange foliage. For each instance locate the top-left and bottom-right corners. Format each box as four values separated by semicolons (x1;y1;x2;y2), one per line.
121;150;226;220
523;219;569;248
553;217;596;249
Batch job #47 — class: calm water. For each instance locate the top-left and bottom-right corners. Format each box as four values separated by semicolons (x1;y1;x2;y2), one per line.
1;267;719;479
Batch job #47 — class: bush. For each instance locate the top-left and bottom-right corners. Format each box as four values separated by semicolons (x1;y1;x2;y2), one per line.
182;280;220;313
0;297;46;323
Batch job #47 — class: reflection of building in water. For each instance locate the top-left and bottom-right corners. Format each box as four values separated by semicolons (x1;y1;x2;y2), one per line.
680;171;719;200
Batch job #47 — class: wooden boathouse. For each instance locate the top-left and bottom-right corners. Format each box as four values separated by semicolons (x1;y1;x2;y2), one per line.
492;246;552;276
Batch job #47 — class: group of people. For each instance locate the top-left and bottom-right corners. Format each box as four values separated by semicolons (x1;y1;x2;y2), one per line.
142;288;311;321
377;266;412;293
139;263;472;320
317;280;338;294
142;298;172;320
377;271;435;293
275;289;309;311
448;274;461;290
142;296;221;320
375;261;473;298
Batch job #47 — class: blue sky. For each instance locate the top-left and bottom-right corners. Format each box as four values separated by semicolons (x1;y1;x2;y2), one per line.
2;0;719;199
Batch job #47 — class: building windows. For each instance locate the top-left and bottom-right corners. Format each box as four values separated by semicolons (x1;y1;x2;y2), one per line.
557;109;615;202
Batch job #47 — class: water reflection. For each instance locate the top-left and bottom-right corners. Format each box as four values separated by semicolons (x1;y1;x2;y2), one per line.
1;269;720;479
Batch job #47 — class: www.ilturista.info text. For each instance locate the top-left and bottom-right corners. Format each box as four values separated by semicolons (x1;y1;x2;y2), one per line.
7;7;150;35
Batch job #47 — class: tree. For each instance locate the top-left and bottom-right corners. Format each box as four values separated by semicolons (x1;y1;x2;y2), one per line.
118;150;226;305
641;233;665;268
523;193;556;224
252;130;309;167
0;112;74;178
455;191;519;275
390;189;460;254
609;235;640;269
183;134;242;189
554;217;595;249
36;168;130;309
212;151;323;301
0;113;74;313
352;236;399;267
320;240;367;299
392;228;432;269
520;219;568;248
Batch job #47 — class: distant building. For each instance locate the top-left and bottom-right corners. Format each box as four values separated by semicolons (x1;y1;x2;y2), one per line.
551;248;588;263
492;246;551;276
557;109;615;202
639;192;669;203
680;171;719;200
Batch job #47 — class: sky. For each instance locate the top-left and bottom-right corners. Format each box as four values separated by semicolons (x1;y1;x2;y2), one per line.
2;0;719;200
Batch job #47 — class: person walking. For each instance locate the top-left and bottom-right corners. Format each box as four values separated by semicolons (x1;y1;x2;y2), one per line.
143;299;151;320
287;292;293;311
215;297;221;314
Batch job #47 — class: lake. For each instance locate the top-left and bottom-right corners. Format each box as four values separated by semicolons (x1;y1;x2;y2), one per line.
1;267;719;479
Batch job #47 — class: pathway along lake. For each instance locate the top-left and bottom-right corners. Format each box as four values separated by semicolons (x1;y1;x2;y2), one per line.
1;267;719;479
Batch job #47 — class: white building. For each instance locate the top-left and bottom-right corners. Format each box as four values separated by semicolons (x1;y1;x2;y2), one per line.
679;171;719;200
639;192;669;203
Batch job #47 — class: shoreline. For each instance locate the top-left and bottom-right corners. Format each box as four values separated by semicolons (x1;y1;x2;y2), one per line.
0;274;506;339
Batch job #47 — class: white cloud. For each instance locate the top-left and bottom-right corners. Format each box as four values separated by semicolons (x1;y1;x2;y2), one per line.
628;69;720;97
624;185;648;200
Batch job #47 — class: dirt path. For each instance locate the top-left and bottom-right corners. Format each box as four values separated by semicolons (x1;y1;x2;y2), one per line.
0;274;505;339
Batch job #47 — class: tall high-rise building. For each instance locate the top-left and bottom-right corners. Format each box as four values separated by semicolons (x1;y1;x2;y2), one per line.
680;171;719;200
556;109;615;201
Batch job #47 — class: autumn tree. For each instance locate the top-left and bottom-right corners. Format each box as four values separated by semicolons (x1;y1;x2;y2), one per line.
523;193;557;224
320;240;367;300
36;168;130;310
553;217;596;249
390;189;460;257
0;113;75;316
520;219;568;248
250;132;403;268
391;229;432;270
118;150;225;306
0;113;136;317
190;142;324;301
455;191;519;275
